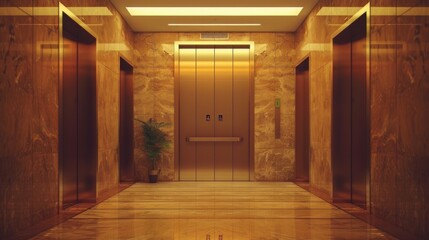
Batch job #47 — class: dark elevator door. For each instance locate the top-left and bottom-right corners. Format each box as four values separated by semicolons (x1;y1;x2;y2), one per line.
295;58;310;182
63;29;78;207
62;13;97;208
119;58;134;182
332;13;368;208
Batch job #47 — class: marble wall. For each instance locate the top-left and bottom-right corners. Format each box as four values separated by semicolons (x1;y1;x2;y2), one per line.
1;0;428;238
0;0;134;238
371;0;429;238
296;0;429;238
133;33;296;181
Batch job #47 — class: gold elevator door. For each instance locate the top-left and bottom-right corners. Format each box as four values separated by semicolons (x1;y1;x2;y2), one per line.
179;46;250;181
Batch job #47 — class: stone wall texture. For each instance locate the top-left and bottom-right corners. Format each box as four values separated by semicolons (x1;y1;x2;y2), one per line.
295;0;429;238
1;0;428;239
0;0;134;237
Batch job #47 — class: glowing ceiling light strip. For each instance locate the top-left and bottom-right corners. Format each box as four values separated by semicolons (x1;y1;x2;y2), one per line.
168;23;261;26
316;7;429;16
0;7;112;16
127;7;303;16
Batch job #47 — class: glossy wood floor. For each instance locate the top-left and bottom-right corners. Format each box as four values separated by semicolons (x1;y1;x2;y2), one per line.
32;182;396;239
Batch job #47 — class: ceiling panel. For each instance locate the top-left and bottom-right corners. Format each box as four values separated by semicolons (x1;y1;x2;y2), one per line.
110;0;319;32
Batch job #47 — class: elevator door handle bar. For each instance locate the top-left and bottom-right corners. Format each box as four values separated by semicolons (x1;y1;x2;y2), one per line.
186;137;242;142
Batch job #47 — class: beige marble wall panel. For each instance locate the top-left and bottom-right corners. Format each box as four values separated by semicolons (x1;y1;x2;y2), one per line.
1;0;135;237
309;148;332;196
0;16;33;157
0;7;34;237
32;153;58;223
370;153;397;219
97;64;120;151
396;154;429;238
98;149;119;194
370;24;397;154
133;33;178;181
0;155;33;238
255;148;295;181
394;7;429;238
252;33;296;181
309;63;332;195
30;21;60;232
369;7;399;230
33;24;59;154
97;63;120;194
296;0;429;237
396;16;429;157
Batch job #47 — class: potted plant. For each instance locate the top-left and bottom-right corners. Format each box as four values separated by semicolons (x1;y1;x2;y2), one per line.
136;118;171;183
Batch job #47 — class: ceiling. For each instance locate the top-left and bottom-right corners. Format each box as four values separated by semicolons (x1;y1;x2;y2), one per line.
110;0;319;32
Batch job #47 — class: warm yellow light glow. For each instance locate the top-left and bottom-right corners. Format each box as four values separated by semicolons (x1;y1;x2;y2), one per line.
127;7;303;16
316;7;361;16
168;23;261;27
301;43;331;52
0;7;112;16
317;7;429;16
0;7;27;16
99;43;130;51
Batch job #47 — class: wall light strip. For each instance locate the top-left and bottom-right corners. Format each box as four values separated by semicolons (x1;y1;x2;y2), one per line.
168;23;261;27
127;7;302;16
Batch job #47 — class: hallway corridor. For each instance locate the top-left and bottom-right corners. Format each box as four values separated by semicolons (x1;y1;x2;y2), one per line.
33;182;394;239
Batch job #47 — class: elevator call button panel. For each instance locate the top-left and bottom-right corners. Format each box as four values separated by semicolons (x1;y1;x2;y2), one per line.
275;98;281;108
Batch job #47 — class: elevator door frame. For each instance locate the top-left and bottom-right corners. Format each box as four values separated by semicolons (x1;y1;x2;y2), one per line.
331;4;371;209
59;3;98;210
174;42;255;181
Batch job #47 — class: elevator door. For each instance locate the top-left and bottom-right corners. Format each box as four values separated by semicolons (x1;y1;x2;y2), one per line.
119;58;134;182
62;12;97;208
295;58;310;182
332;13;368;209
179;46;250;181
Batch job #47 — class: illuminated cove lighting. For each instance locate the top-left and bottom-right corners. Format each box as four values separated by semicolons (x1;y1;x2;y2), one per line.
127;7;303;16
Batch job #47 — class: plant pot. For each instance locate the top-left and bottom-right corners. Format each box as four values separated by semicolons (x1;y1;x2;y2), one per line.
149;169;160;183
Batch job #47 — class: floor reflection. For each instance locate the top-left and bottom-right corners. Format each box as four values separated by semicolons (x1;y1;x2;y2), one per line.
32;182;396;239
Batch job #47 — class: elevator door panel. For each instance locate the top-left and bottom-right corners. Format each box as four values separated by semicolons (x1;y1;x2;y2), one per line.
179;49;197;180
77;38;97;201
119;59;134;182
295;58;310;182
196;49;215;181
61;12;97;208
214;48;233;180
333;30;352;201
232;48;250;181
332;13;368;208
63;31;78;208
351;15;367;208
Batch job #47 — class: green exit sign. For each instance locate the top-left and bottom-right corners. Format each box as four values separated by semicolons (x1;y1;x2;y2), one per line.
275;98;281;108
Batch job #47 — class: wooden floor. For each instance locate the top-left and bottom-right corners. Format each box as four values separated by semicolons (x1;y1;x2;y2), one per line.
32;182;396;239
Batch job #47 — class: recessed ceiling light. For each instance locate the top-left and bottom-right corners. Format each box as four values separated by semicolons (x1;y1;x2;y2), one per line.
127;7;303;16
168;23;261;27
